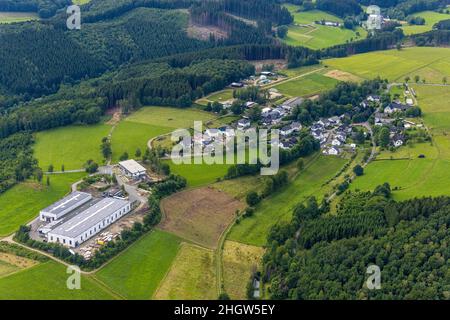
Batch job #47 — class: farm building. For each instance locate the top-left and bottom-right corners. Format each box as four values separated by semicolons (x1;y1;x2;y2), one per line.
47;198;131;248
119;159;147;178
39;191;92;222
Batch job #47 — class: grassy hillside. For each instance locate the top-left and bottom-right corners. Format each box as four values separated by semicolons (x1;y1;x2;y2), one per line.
0;12;38;24
95;230;181;300
0;261;115;300
0;172;85;236
325;47;450;83
274;72;339;97
153;243;216;300
34;124;111;170
281;5;366;49
228;155;347;246
401;10;450;35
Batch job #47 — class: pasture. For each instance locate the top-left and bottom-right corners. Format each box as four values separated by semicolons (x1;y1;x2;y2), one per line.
34;124;111;170
228;155;347;246
166;160;231;187
95;230;181;300
0;12;38;23
325;47;450;83
273;72;339;97
0;172;85;237
111;121;170;162
401;11;450;35
0;261;115;299
153;243;216;300
222;241;265;300
160;187;245;248
124;106;215;129
281;5;366;49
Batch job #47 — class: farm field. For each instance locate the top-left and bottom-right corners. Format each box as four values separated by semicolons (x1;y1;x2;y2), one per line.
153;243;216;300
401;11;450;35
228;155;347;246
166;160;232;187
274;72;339;97
33;124;111;170
124;106;215;129
325;47;450;83
352;85;450;200
0;261;115;299
0;172;85;237
160;187;245;248
213;174;267;200
222;241;265;300
281;5;366;49
111;121;170;162
0;12;38;23
95;230;181;300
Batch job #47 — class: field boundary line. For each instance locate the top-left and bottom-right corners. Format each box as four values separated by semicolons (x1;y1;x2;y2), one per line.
87;274;127;300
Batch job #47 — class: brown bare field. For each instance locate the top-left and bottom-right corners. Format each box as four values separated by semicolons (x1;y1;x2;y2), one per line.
187;21;228;41
223;241;265;299
0;253;38;269
153;243;216;300
160;187;245;248
324;69;363;82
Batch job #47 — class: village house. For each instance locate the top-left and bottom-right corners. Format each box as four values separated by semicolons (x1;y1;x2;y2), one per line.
392;133;405;147
384;102;410;114
237;119;251;130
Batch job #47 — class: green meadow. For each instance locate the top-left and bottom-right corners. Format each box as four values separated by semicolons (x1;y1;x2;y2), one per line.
124;106;215;129
401;10;450;35
0;12;38;24
0;172;85;236
325;47;450;83
274;72;339;97
228;155;347;246
281;5;366;49
94;230;181;300
34;124;111;170
167;160;231;188
0;261;115;300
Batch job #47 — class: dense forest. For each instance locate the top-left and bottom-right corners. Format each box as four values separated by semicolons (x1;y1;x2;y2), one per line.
263;186;450;299
0;133;37;194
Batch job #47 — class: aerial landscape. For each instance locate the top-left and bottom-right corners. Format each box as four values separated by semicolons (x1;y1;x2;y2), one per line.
0;0;449;306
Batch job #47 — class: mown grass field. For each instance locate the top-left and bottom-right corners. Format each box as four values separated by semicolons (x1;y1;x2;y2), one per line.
352;85;450;200
125;106;215;129
111;121;170;163
274;72;339;97
34;124;111;170
223;241;265;300
228;155;347;246
281;5;366;49
401;10;450;35
325;47;450;83
0;12;38;23
0;172;85;236
0;261;115;299
166;160;232;187
154;243;216;300
95;230;181;300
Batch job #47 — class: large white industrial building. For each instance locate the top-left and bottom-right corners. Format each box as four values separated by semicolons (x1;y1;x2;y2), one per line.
119;159;147;178
39;192;92;222
47;197;131;248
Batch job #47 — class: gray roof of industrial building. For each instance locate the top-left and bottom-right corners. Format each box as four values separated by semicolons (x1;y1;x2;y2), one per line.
40;192;92;216
49;197;130;238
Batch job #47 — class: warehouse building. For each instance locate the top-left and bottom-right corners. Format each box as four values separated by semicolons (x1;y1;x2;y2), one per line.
47;198;131;248
118;159;147;179
39;191;92;222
